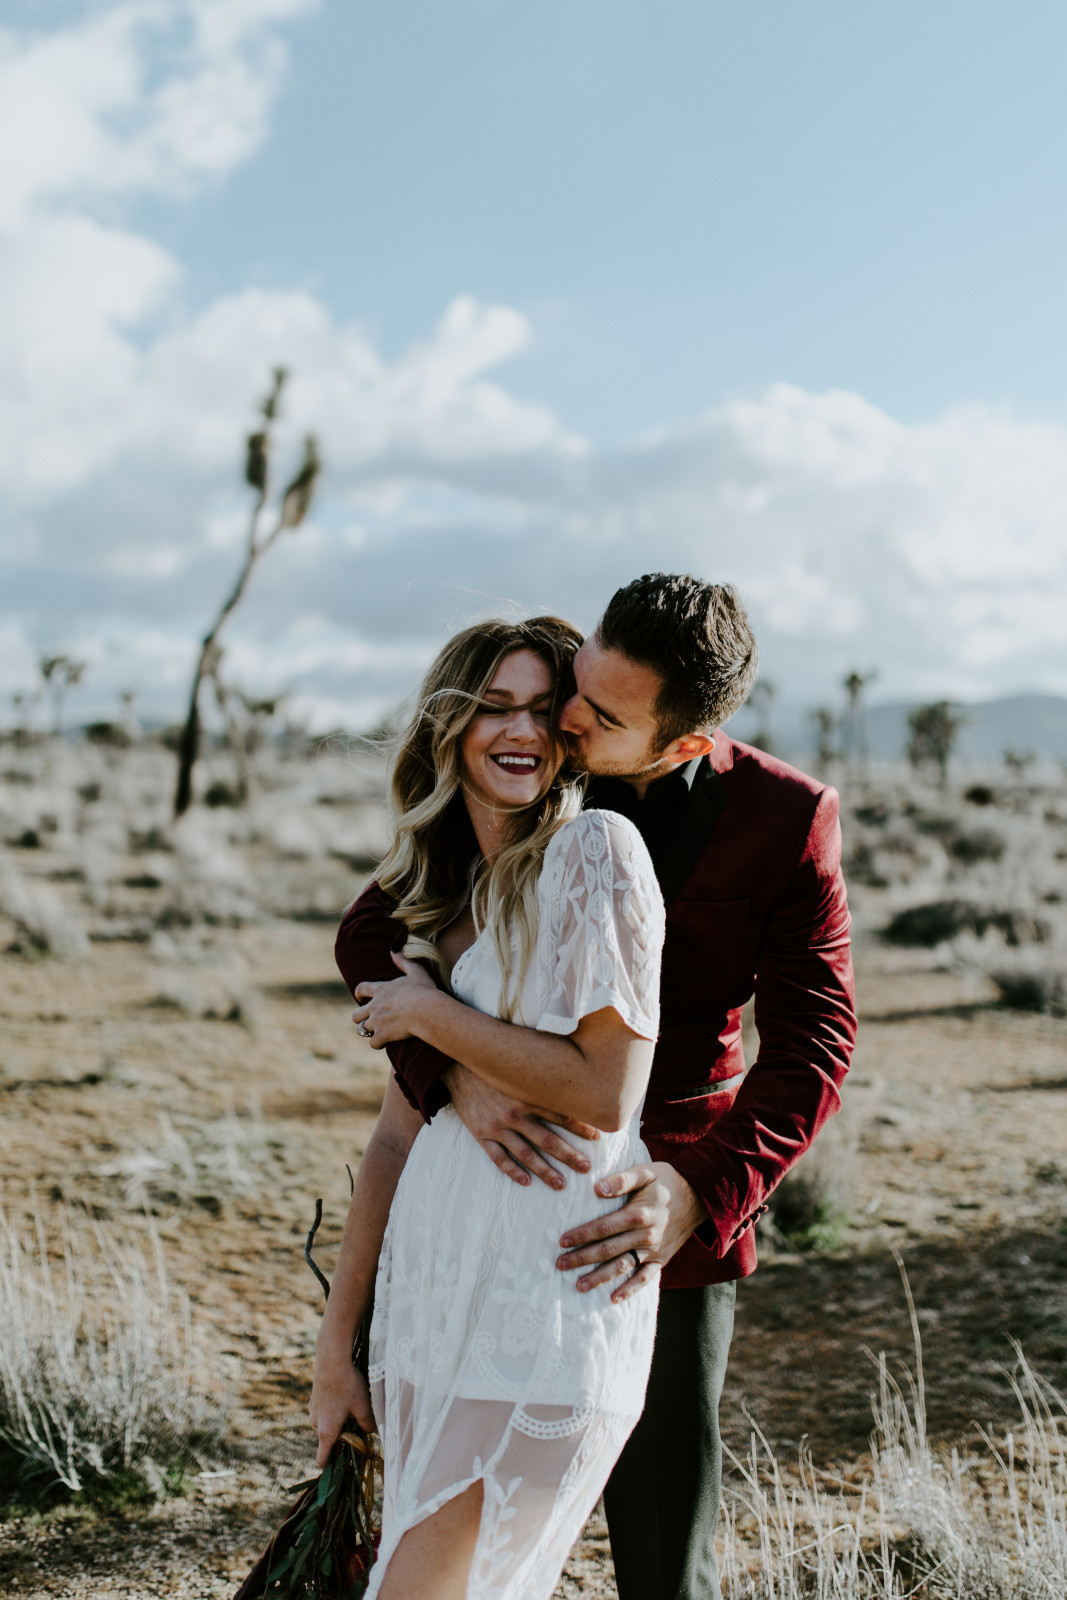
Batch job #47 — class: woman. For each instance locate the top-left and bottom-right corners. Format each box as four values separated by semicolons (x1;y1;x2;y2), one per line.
310;616;665;1600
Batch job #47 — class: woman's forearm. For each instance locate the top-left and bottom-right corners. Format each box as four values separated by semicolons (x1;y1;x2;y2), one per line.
317;1080;421;1354
411;991;644;1131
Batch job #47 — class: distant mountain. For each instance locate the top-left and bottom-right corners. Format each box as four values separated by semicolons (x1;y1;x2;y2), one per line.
726;693;1067;764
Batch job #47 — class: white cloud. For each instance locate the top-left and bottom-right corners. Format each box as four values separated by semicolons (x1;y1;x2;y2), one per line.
3;4;1067;734
0;0;315;225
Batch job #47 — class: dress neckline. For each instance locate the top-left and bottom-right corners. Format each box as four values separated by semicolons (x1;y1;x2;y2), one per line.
448;931;482;988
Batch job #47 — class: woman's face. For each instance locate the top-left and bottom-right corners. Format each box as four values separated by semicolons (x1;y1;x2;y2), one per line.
459;649;563;814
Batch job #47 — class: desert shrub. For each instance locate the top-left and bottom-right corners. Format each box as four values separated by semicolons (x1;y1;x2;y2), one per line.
911;810;960;839
965;783;997;806
883;899;977;946
128;825;172;853
989;961;1067;1016
842;837;888;889
719;1276;1067;1596
0;855;87;957
84;722;131;749
765;1126;853;1252
147;964;259;1024
883;900;1051;948
94;1110;279;1206
948;828;1006;865
203;778;244;808
0;1205;226;1495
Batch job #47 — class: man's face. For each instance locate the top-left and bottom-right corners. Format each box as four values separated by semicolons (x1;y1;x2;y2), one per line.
559;636;673;779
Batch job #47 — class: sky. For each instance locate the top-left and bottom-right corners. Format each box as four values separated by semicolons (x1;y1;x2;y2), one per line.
2;0;1066;732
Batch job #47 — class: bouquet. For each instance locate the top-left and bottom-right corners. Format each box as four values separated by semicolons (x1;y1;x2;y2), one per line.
234;1198;382;1599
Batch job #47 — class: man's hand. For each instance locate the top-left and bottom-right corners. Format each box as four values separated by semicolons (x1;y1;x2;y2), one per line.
556;1161;708;1303
445;1063;600;1192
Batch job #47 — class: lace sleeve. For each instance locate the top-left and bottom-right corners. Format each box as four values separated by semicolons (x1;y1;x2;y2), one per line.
535;810;665;1040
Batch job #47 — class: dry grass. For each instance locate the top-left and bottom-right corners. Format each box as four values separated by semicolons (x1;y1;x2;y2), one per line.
0;1203;227;1496
720;1266;1067;1597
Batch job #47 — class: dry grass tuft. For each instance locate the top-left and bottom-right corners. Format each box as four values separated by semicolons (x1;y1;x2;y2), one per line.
93;1110;281;1208
719;1265;1067;1597
0;1203;228;1495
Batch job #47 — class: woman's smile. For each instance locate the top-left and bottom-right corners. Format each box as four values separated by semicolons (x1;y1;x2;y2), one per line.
489;751;542;773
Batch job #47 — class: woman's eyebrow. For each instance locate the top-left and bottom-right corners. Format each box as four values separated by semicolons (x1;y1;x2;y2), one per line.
483;688;553;704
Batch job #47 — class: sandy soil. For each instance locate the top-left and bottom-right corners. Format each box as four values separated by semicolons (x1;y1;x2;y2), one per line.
1;894;1066;1596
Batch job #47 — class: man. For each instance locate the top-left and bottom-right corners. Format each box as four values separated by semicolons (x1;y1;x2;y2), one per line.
336;572;857;1599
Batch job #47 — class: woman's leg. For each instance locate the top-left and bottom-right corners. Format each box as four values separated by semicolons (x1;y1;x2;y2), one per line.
376;1480;485;1600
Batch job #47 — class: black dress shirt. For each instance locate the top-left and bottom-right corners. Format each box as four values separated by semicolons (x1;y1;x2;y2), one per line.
585;756;703;886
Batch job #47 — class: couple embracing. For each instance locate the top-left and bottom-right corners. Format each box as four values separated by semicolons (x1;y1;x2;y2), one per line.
310;572;857;1599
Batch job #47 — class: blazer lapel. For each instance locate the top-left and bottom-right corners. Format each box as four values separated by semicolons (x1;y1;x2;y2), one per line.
655;760;727;906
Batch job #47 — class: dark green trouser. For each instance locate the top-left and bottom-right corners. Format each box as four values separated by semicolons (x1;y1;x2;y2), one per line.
604;1282;737;1600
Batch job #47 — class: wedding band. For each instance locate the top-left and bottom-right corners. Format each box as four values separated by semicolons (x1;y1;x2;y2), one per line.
357;1021;372;1038
626;1249;641;1271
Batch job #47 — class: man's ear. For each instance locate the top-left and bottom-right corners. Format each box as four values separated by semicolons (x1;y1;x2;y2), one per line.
661;731;715;765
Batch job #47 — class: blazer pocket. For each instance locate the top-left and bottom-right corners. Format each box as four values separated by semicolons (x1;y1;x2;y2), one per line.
663;897;759;1005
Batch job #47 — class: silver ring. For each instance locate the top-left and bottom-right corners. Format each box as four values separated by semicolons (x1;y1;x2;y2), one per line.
357;1021;372;1038
626;1249;641;1271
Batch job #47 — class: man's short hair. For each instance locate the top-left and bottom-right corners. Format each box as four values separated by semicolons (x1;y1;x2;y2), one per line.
598;573;759;748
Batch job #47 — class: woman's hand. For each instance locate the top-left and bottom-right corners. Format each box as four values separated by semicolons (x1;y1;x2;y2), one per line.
353;952;438;1047
309;1341;375;1467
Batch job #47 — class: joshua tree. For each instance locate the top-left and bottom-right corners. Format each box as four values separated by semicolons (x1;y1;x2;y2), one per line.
9;690;38;747
907;700;965;786
119;689;140;741
1003;748;1036;777
203;649;287;803
173;369;320;816
39;654;87;736
842;668;877;766
811;706;839;769
747;679;777;755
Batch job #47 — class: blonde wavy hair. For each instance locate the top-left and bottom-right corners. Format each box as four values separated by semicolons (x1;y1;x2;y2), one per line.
377;616;584;1018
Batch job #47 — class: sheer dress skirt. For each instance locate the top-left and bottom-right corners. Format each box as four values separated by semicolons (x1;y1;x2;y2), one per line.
366;1106;659;1600
366;810;665;1597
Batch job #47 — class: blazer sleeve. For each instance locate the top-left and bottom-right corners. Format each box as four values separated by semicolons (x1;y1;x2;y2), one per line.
334;881;454;1122
667;785;858;1259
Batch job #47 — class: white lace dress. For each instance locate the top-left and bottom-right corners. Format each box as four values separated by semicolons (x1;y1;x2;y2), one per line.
366;809;665;1599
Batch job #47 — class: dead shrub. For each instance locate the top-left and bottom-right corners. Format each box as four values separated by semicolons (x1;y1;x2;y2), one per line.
948;828;1006;865
764;1119;855;1252
0;853;87;958
94;1110;280;1207
883;900;1051;948
719;1268;1067;1596
989;960;1067;1017
0;1204;226;1495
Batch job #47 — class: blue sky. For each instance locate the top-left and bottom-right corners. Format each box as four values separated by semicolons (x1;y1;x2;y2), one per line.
145;0;1067;435
2;0;1066;731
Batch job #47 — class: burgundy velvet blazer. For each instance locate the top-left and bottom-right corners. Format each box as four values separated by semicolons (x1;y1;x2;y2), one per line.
335;737;857;1290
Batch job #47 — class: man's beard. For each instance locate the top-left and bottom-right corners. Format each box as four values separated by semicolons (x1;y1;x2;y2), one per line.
565;737;670;782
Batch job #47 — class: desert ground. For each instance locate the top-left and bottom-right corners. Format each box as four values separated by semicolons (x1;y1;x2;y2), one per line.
1;736;1065;1596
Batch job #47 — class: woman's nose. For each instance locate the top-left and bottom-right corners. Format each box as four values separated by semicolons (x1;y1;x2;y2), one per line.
505;708;538;740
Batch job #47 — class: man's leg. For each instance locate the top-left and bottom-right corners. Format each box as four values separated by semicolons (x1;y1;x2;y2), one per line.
604;1282;736;1600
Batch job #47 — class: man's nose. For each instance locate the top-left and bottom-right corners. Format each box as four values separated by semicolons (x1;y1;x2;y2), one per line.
558;695;583;736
